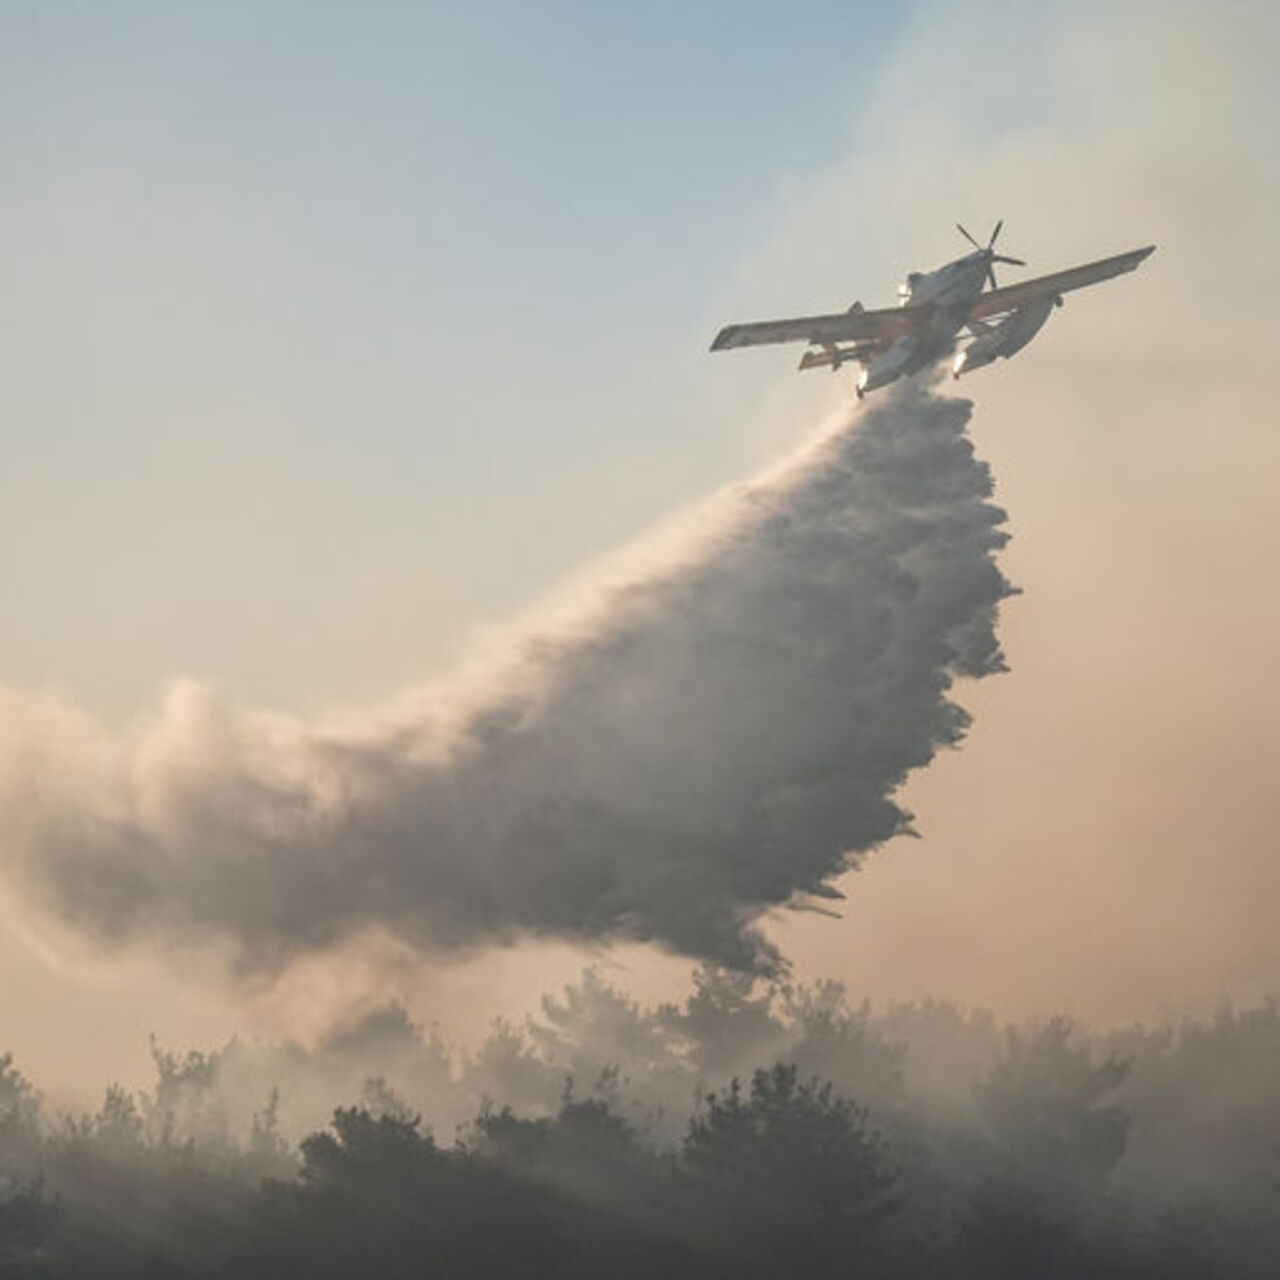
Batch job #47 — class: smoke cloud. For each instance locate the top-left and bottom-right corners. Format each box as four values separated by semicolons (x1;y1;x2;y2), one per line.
0;382;1012;978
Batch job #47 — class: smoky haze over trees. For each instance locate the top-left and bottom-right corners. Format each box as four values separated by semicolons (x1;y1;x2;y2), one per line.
2;970;1279;1277
0;383;1012;978
1;378;1273;1277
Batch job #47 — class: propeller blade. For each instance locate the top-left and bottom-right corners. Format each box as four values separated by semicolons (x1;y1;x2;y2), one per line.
956;222;981;249
991;254;1026;267
988;219;1003;248
986;265;998;292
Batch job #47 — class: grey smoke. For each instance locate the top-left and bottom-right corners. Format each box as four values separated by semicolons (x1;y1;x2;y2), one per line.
0;381;1014;977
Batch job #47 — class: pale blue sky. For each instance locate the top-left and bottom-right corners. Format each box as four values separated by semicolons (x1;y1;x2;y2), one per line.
1;1;918;719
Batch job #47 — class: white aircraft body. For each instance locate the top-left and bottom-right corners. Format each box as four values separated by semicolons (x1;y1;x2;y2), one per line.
710;224;1154;397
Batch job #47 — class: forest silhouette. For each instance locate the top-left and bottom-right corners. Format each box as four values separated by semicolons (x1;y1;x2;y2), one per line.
2;968;1278;1277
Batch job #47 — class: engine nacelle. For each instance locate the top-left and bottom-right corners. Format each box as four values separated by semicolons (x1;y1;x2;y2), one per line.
953;294;1060;378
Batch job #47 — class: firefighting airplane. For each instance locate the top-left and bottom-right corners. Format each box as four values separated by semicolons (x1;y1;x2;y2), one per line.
710;224;1154;397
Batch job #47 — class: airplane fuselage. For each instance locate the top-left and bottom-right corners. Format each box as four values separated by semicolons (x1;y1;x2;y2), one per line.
857;252;990;396
898;251;990;308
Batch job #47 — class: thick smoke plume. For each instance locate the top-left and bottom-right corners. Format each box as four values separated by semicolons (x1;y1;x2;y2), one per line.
0;383;1013;977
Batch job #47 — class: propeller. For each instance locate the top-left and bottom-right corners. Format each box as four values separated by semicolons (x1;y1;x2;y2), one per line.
957;220;1026;290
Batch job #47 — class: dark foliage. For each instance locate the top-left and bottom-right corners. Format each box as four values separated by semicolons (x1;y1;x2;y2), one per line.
682;1063;898;1279
2;978;1279;1277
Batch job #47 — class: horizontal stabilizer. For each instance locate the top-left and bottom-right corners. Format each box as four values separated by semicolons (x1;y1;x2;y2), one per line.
798;343;873;372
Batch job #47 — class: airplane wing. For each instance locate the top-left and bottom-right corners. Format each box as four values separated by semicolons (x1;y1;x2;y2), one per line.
967;245;1155;321
710;304;925;351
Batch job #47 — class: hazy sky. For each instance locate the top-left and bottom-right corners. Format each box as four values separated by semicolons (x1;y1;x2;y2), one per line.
2;0;1278;1102
0;0;911;718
